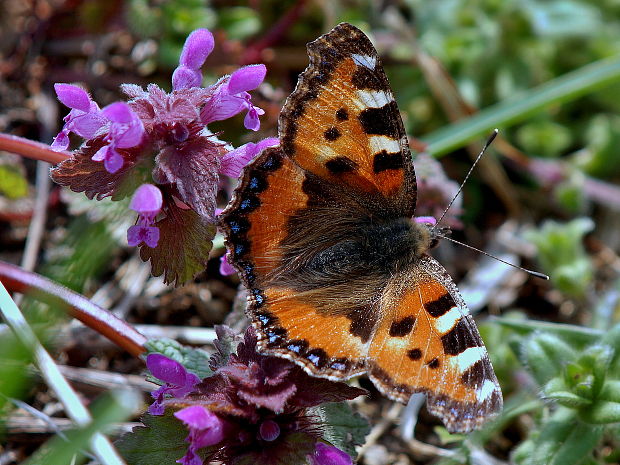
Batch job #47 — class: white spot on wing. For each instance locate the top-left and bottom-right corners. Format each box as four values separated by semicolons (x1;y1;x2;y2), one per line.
477;379;499;402
355;89;393;109
449;346;487;372
352;54;376;69
434;307;463;334
369;135;400;154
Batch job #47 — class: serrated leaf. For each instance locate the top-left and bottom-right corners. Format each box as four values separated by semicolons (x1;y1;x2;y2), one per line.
139;202;215;285
144;338;212;379
0;164;28;199
50;137;139;201
209;325;241;371
310;402;370;458
116;413;189;465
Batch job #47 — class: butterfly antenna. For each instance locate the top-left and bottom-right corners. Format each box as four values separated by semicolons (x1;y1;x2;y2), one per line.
431;129;499;234
437;233;549;280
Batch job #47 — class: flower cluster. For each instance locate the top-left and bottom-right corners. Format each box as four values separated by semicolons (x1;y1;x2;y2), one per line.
49;28;278;284
144;327;366;465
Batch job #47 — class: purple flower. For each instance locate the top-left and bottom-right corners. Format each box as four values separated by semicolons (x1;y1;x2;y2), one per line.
414;216;437;226
310;442;353;465
220;137;279;178
127;184;163;248
50;27;271;285
200;64;267;131
159;327;366;464
91;102;144;173
172;29;215;90
147;353;200;415
51;84;106;150
219;252;236;276
174;406;227;465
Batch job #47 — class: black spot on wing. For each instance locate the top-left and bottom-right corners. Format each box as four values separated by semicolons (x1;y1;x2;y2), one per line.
407;348;422;360
325;156;358;175
424;293;457;317
441;318;483;356
336;108;349;120
347;305;375;344
373;150;403;173
324;126;341;141
389;316;416;337
358;101;400;138
427;358;440;369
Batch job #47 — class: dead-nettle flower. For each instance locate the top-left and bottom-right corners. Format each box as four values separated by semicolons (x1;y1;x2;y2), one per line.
50;28;278;284
147;328;363;465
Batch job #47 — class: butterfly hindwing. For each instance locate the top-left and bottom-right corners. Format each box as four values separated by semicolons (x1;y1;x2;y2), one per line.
368;255;502;432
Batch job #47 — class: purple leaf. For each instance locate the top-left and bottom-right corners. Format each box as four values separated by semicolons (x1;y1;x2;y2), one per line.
154;136;223;219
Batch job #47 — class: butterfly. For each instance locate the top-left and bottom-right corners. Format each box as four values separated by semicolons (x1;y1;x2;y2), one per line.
220;23;502;433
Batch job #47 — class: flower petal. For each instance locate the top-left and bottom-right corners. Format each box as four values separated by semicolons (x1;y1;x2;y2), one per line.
219;253;236;276
179;29;215;70
102;101;134;123
142;226;160;248
172;65;203;90
147;354;190;386
130;184;163;214
311;442;353;465
227;64;267;94
72;112;106;139
55;83;91;112
219;137;279;179
51;131;70;151
103;147;124;173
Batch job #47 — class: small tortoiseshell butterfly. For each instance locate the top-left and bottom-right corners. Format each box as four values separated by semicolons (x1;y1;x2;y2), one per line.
221;23;502;433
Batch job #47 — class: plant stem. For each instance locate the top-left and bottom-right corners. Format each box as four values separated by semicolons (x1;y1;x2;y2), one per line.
0;261;147;357
0;133;70;164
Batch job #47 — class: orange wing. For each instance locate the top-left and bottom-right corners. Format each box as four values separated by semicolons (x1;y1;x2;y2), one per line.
279;23;416;217
221;147;369;378
368;256;502;433
221;23;502;434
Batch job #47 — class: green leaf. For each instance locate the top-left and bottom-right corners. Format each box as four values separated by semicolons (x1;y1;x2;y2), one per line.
217;7;260;40
139;203;216;286
521;332;578;385
543;378;591;409
26;389;141;465
423;55;620;157
492;317;602;345
144;338;212;379
116;413;189;465
310;402;370;458
527;408;603;465
0;164;28;199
